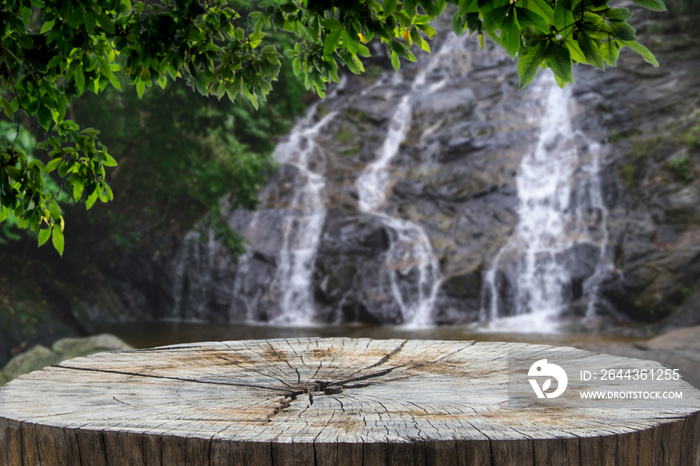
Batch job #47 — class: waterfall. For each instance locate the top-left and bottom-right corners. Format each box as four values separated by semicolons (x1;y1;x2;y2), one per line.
355;38;468;327
166;33;611;330
355;80;441;326
269;110;339;324
480;76;609;332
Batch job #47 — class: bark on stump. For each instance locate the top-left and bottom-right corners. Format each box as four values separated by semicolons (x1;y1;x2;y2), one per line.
1;338;699;465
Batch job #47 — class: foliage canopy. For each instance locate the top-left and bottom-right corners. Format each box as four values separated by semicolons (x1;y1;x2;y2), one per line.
1;0;665;255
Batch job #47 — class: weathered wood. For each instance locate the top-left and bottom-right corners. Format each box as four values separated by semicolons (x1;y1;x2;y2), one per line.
0;338;698;465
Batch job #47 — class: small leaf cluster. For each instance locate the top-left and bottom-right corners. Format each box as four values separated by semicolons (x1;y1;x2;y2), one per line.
0;0;666;256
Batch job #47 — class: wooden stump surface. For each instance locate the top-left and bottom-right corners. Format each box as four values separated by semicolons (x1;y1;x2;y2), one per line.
0;337;699;465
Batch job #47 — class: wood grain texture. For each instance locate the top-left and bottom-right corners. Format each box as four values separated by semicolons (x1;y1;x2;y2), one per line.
0;338;698;465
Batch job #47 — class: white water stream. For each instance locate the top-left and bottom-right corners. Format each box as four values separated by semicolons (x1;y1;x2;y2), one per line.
355;39;468;327
480;76;609;333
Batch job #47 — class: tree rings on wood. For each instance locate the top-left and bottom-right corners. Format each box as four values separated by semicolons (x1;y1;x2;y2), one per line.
1;338;699;465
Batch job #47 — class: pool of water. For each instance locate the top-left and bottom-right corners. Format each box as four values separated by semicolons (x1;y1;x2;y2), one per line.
98;320;648;350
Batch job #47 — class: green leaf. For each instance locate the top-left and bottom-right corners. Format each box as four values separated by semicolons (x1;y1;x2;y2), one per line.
28;159;46;173
37;105;52;131
261;44;277;57
581;11;614;38
545;41;573;84
84;12;96;33
577;34;605;70
109;72;122;91
384;0;398;16
417;23;437;38
341;28;359;54
324;28;342;56
102;153;118;167
21;7;31;26
51;226;64;256
501;13;520;59
520;0;554;22
279;2;298;12
458;0;477;15
74;64;85;93
40;19;55;34
623;40;659;67
453;13;468;36
515;8;549;33
483;5;509;32
410;28;429;52
609;20;636;41
195;78;209;96
73;180;84;202
630;0;666;11
405;0;418;18
136;81;146;98
322;19;342;30
45;158;61;173
391;41;415;61
248;32;265;49
58;160;70;178
553;73;568;88
49;200;61;221
564;37;586;63
38;227;51;247
86;190;99;210
97;57;112;79
600;37;620;66
554;0;574;37
517;41;545;88
55;94;67;122
1;97;13;119
390;50;401;71
606;8;633;20
96;12;115;34
102;184;114;202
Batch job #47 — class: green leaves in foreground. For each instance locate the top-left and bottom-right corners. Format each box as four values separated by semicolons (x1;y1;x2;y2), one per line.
0;0;667;255
504;0;665;88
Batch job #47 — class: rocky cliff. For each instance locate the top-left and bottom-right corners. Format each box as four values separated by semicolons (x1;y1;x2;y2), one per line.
571;6;700;326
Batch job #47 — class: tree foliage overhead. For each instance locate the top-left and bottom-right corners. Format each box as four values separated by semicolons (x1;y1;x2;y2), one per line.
1;0;665;256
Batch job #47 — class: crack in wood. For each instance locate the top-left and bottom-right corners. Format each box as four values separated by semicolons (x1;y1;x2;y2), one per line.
54;364;296;395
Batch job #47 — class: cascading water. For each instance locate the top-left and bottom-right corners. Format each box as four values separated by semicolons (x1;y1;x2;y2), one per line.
355;38;468;327
269;110;339;325
480;75;609;333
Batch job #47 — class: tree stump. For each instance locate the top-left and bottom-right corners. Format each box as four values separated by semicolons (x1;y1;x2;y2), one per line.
1;338;698;465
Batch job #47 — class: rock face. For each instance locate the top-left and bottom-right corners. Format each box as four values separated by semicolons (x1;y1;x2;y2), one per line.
569;7;700;326
105;8;700;328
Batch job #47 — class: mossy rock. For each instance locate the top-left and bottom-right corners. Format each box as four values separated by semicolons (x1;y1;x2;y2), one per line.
0;334;132;386
0;345;61;386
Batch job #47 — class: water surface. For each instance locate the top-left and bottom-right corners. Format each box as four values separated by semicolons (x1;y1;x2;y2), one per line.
99;321;647;350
